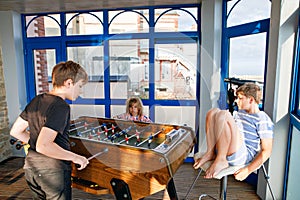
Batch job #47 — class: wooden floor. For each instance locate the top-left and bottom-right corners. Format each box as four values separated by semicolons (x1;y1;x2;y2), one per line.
0;157;260;200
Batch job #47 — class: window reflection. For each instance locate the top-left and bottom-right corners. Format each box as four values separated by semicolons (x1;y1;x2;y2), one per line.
67;46;104;98
155;106;195;128
109;39;149;99
155;43;197;100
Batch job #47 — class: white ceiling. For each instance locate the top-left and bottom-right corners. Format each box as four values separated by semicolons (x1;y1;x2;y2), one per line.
0;0;201;14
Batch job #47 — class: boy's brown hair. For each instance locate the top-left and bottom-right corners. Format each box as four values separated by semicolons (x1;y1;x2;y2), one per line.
52;61;88;87
126;97;144;116
236;82;262;104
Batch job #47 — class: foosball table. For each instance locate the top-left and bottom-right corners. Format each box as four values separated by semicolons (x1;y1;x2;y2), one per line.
69;116;196;200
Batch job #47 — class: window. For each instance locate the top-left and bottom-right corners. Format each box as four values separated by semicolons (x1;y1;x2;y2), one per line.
222;0;271;109
22;5;200;133
26;14;60;37
155;8;197;32
67;46;104;98
227;0;271;27
109;10;149;33
66;12;103;35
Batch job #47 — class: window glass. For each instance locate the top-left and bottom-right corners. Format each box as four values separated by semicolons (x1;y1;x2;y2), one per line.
227;0;271;27
229;33;267;103
70;104;105;119
155;8;197;32
33;49;56;95
26;15;60;37
155;42;197;100
109;39;149;99
109;10;149;33
229;33;266;79
66;12;103;35
67;46;104;98
155;106;196;129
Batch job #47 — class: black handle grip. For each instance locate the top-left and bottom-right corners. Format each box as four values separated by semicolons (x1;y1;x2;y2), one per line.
75;164;81;168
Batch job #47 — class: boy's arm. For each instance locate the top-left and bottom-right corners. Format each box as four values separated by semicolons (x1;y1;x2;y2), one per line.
36;126;89;170
10;117;30;143
234;138;273;181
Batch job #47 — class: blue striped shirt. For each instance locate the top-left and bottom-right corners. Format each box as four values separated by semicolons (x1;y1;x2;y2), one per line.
233;110;274;158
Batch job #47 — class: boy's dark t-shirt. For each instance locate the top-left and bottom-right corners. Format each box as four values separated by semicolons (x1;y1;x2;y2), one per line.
20;93;72;170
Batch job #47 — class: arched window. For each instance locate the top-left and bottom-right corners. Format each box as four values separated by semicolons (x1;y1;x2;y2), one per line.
155;8;197;32
109;10;149;33
221;0;271;109
66;12;103;35
227;0;271;27
26;14;60;37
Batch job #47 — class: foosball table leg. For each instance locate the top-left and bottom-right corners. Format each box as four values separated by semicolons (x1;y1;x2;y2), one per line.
110;178;132;200
167;178;179;200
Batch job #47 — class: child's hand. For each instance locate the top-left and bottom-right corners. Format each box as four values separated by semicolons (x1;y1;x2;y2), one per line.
74;155;89;170
234;167;250;181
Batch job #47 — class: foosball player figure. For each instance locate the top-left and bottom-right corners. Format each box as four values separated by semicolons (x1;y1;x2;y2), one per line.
148;134;153;148
76;131;82;137
103;123;108;137
110;126;116;140
111;124;116;134
88;128;95;139
97;128;102;136
135;130;141;145
135;129;141;146
84;121;88;130
125;134;129;144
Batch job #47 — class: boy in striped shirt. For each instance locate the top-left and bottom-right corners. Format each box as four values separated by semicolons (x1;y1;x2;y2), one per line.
193;83;274;181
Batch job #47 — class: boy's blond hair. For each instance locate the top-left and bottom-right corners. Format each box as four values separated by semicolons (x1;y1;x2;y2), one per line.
52;61;88;87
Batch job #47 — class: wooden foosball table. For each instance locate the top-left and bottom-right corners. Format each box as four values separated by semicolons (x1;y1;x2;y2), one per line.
69;116;196;200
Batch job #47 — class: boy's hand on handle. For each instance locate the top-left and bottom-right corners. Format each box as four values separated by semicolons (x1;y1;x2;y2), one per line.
73;155;89;170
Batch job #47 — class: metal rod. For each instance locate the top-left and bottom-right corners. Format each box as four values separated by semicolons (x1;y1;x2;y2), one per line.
87;148;109;161
183;169;203;200
137;130;162;147
261;164;276;200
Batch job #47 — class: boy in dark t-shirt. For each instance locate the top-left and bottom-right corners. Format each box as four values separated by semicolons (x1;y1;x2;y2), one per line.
10;61;89;199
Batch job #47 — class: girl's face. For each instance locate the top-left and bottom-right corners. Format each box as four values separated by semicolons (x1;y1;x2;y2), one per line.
129;103;139;116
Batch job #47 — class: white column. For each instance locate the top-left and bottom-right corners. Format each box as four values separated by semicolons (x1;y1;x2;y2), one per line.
0;11;27;125
198;0;223;153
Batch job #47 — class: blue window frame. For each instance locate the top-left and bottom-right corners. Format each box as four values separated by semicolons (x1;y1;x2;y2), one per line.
283;13;300;200
21;5;201;149
220;0;271;110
